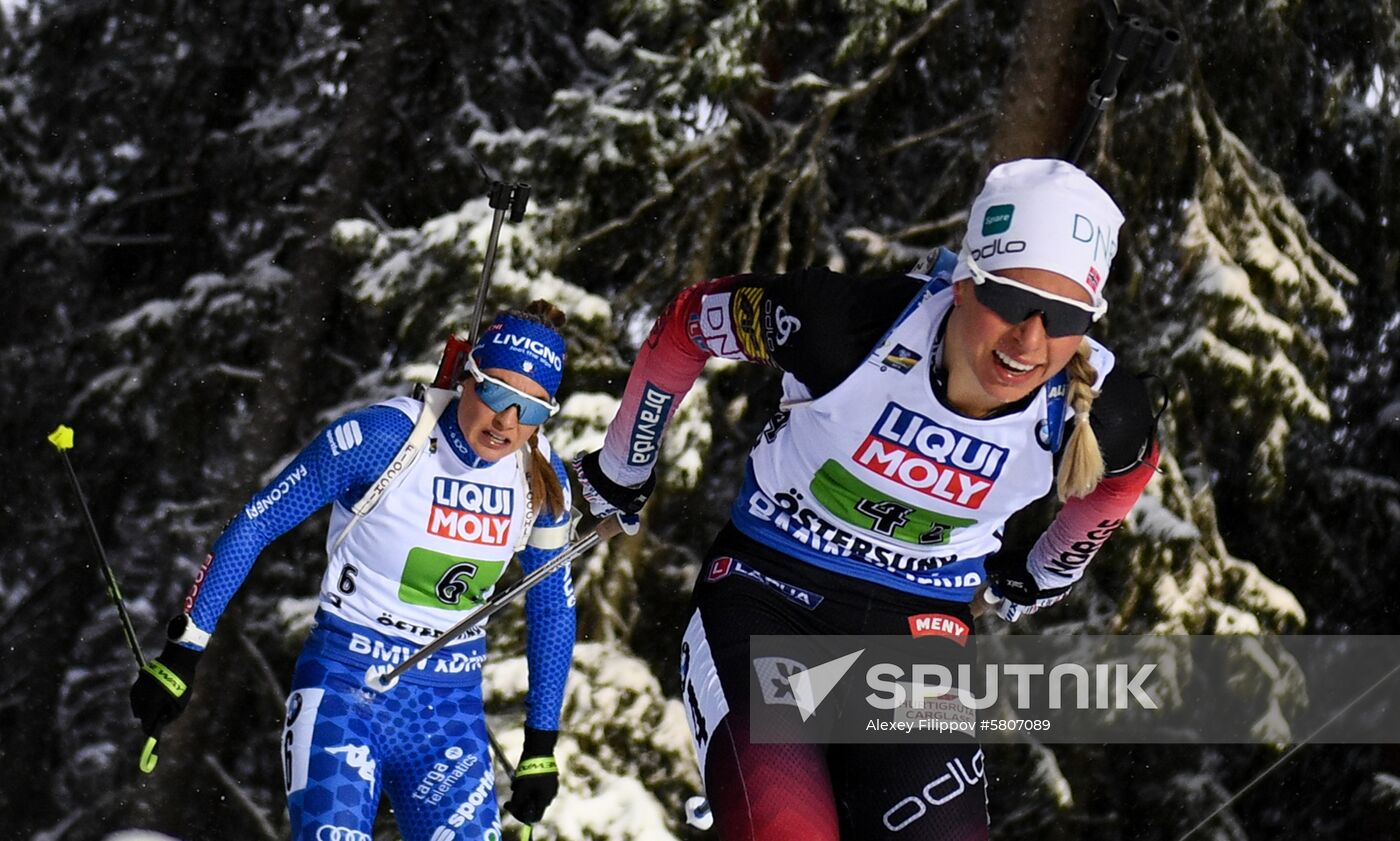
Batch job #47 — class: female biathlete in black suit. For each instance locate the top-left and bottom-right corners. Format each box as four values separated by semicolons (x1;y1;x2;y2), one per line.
575;159;1159;840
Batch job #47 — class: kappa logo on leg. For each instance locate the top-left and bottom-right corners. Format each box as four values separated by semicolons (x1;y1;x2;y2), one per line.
325;743;377;794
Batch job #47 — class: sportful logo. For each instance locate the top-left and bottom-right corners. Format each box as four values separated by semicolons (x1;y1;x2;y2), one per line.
628;384;674;467
981;204;1014;235
446;772;495;829
327;420;363;456
427;478;513;546
852;405;1009;509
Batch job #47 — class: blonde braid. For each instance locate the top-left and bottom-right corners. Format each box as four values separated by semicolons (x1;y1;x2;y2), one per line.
1056;338;1105;501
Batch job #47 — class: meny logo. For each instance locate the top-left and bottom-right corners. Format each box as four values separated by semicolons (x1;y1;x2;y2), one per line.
852;405;1009;508
907;613;970;645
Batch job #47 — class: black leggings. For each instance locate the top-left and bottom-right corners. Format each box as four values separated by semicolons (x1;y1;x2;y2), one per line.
680;524;990;841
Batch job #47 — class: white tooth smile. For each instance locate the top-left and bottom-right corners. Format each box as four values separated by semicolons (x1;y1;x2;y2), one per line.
994;350;1035;373
487;432;508;445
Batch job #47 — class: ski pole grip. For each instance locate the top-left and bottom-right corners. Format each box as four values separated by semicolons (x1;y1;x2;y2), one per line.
594;512;626;542
140;732;160;773
1091;16;1148;106
1145;27;1181;85
508;184;531;223
489;181;513;210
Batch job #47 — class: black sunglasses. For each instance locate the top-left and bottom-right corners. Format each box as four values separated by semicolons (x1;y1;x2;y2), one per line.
965;257;1104;338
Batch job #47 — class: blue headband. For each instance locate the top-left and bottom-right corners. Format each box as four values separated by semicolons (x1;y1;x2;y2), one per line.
471;314;566;398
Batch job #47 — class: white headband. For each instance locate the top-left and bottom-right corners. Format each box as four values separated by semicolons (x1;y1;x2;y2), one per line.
953;158;1124;309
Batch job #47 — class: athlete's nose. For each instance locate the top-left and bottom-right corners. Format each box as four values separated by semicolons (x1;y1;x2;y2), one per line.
491;405;521;428
1008;312;1049;352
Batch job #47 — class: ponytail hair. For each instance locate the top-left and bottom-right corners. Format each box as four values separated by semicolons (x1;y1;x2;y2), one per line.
517;299;568;519
1056;338;1105;501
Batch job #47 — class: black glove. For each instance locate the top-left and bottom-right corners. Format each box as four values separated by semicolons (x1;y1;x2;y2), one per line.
130;631;202;736
984;553;1072;622
572;451;654;532
505;727;560;825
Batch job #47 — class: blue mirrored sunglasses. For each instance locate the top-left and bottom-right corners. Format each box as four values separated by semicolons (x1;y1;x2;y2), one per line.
465;358;559;425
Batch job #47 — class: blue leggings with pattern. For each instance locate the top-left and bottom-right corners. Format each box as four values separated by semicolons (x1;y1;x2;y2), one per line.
282;650;502;841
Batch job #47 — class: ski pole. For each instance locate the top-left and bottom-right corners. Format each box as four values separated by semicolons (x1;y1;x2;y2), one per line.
366;514;626;692
47;424;163;773
423;180;531;395
684;795;714;830
1064;13;1181;165
467;181;531;346
1065;15;1148;165
485;728;539;841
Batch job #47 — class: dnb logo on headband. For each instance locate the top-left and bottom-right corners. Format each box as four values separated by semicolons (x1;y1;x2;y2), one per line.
981;204;1014;236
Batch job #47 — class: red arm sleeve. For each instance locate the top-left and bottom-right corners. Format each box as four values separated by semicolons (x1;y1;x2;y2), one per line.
1026;440;1160;589
597;276;750;486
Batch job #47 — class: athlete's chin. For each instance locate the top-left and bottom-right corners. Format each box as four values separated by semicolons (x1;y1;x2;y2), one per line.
980;371;1046;406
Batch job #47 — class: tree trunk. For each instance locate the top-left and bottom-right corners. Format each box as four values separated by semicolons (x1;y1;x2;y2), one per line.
138;3;413;835
246;0;410;469
987;0;1104;166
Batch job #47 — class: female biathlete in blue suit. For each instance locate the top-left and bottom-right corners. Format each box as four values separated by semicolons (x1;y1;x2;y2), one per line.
132;301;577;841
574;161;1160;840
